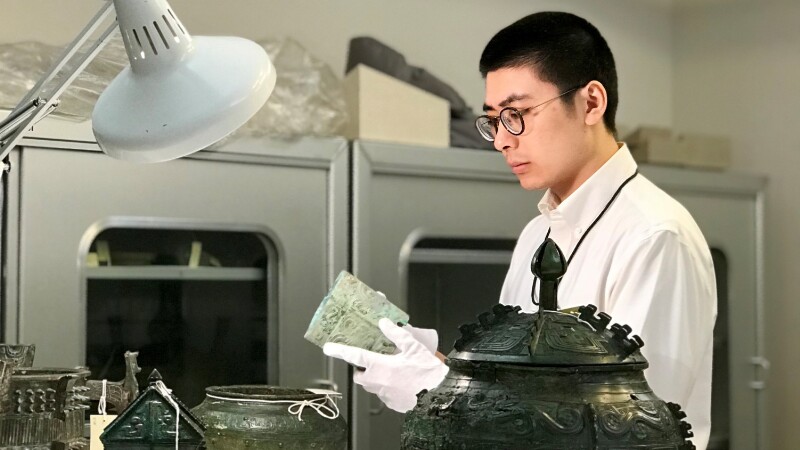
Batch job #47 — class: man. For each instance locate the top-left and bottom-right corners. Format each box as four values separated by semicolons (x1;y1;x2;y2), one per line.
324;11;717;450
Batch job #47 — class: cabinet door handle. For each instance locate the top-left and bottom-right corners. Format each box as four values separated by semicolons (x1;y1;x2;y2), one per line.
750;356;770;370
749;356;770;390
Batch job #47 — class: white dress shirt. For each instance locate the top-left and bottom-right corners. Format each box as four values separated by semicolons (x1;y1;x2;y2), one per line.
500;144;717;450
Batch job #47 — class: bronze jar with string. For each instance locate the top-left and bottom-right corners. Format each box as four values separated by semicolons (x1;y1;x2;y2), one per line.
192;385;347;450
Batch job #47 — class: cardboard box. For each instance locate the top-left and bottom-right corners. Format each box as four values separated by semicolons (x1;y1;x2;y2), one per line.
674;133;731;169
343;64;449;148
625;126;731;170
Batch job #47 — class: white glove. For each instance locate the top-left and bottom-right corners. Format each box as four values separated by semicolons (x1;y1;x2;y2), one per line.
323;318;449;412
403;323;439;354
373;291;438;354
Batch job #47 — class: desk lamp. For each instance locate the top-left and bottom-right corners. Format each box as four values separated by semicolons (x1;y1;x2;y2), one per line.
0;0;276;165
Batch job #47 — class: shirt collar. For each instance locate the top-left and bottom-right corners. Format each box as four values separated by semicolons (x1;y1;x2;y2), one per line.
538;143;638;231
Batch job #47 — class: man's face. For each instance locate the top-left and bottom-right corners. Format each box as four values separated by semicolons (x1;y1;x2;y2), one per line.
483;67;589;194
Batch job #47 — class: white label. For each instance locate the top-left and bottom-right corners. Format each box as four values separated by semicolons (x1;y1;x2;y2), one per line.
307;388;342;397
90;415;117;450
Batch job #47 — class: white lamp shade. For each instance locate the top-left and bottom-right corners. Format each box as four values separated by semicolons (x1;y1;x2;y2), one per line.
92;0;276;163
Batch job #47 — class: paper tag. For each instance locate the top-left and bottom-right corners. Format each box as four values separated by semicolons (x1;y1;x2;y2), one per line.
307;388;342;397
90;415;117;450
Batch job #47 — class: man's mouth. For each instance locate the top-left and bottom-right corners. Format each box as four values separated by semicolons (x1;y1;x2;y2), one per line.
509;161;529;174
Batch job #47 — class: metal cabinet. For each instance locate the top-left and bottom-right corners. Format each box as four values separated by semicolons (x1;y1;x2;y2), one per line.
351;140;767;450
0;135;767;449
1;136;349;411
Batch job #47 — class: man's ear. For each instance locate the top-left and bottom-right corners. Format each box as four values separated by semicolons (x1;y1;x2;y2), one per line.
582;81;608;127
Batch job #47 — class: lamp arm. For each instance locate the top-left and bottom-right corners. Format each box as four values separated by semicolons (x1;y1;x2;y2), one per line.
0;98;53;143
0;0;118;165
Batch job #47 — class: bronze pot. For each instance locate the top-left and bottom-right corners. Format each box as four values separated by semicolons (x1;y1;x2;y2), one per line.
192;385;347;450
401;304;695;450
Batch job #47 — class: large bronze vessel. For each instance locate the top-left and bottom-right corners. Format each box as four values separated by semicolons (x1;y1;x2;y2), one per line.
401;239;696;449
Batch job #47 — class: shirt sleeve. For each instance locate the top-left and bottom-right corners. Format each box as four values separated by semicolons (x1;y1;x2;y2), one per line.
605;228;717;411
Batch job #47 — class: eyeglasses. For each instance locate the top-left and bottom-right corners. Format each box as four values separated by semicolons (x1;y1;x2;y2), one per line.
475;87;580;142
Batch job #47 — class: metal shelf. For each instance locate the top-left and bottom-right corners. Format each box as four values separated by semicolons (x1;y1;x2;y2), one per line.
85;266;265;281
408;249;513;265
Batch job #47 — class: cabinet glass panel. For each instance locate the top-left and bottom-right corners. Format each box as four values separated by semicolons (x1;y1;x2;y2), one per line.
85;227;276;407
406;237;515;352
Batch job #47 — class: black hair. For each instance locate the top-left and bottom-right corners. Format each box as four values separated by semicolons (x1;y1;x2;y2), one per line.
480;11;618;136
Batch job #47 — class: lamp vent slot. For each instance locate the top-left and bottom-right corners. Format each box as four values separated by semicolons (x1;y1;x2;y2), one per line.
153;21;170;49
142;26;158;55
162;14;178;38
167;9;186;35
131;28;144;55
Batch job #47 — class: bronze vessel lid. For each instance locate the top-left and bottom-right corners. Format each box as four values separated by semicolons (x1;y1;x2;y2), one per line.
448;304;647;367
448;238;647;368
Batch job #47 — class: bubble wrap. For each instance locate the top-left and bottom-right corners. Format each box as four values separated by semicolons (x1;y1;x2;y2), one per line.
1;36;348;138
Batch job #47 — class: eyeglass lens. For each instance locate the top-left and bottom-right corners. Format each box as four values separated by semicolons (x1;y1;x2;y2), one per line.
476;108;524;141
500;109;524;135
476;117;498;141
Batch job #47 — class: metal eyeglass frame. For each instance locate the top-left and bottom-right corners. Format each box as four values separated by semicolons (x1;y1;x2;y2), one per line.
475;86;581;142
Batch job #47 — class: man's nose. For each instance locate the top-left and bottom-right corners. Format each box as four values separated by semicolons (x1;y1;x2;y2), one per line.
493;126;517;152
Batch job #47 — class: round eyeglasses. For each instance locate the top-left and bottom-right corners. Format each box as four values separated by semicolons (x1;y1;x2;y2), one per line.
475;87;580;142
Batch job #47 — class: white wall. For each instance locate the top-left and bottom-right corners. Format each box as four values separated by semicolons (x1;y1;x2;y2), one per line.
673;2;800;448
0;0;674;131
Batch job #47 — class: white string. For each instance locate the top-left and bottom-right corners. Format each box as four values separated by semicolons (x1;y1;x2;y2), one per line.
206;393;341;422
98;379;107;415
154;381;180;450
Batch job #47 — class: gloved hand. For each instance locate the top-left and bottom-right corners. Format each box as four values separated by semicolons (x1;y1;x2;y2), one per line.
403;323;439;355
323;318;449;413
373;291;438;354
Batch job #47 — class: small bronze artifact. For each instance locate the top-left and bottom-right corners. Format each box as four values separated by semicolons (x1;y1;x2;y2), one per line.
85;351;142;414
101;370;205;450
401;238;695;449
192;385;348;450
0;366;91;450
305;270;409;355
0;344;36;368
